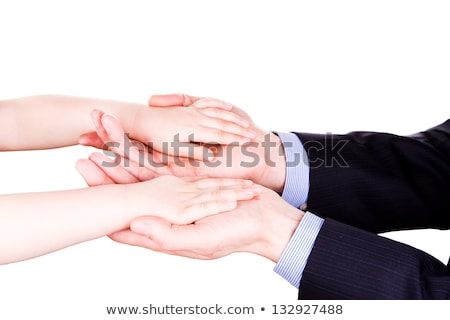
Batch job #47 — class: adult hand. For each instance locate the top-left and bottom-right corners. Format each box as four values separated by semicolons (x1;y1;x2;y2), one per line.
150;94;287;192
108;186;304;262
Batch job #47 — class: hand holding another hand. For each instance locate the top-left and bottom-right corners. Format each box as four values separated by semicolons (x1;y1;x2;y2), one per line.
124;175;262;225
76;93;297;263
109;185;303;262
78;94;287;192
79;96;257;160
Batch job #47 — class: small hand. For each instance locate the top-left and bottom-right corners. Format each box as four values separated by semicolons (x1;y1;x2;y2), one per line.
79;97;257;160
77;109;163;186
128;175;262;225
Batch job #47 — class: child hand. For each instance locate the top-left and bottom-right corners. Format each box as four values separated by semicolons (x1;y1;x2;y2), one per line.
139;97;258;159
130;175;262;225
80;97;257;160
77;109;163;186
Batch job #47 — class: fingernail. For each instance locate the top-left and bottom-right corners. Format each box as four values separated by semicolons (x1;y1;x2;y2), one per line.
131;221;152;236
243;180;254;186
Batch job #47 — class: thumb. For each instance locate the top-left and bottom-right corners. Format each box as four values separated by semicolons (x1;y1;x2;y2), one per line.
78;132;105;149
75;158;115;186
165;141;216;161
130;216;203;253
148;94;200;107
130;216;169;237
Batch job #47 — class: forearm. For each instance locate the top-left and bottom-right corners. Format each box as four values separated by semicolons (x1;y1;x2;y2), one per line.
0;95;145;150
0;184;139;264
296;120;450;233
300;219;450;299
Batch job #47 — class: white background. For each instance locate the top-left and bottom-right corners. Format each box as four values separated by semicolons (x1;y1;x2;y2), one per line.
0;1;449;319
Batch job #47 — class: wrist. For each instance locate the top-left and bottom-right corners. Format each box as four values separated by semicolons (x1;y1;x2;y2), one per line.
257;132;286;193
262;206;304;263
118;103;148;141
246;189;304;263
118;182;149;221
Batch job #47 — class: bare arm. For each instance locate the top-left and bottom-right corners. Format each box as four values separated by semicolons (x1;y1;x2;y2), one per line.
0;95;143;150
0;175;259;265
0;95;255;155
0;183;138;264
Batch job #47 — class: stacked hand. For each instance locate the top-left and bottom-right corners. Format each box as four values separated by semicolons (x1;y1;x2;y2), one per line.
78;94;287;192
76;94;304;262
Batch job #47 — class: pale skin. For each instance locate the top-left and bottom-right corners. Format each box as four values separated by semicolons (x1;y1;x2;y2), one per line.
0;94;257;157
0;95;261;265
78;94;287;192
77;94;304;263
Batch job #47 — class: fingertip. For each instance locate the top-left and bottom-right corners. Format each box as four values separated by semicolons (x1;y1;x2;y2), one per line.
75;158;88;174
78;134;89;146
130;220;153;237
223;102;234;110
90;109;104;126
147;95;155;106
90;108;103;118
99;114;114;135
87;151;102;161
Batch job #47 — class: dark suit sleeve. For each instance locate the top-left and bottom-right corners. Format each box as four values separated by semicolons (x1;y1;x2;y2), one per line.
292;120;450;299
295;119;450;233
299;218;450;299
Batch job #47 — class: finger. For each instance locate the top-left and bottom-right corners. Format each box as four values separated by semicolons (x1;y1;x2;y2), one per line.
148;94;200;107
202;120;256;141
180;175;210;183
75;158;115;186
156;156;200;177
199;108;250;128
96;151;160;182
88;152;140;184
98;113;122;143
90;109;106;137
108;228;212;259
192;186;260;206
196;127;254;145
129;216;213;253
78;132;105;149
191;98;233;110
108;229;167;253
167;142;216;161
192;178;254;189
97;114;148;163
181;200;238;223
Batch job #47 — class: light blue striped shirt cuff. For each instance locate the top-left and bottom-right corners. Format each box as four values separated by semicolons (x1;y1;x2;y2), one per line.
274;212;325;288
274;131;309;208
